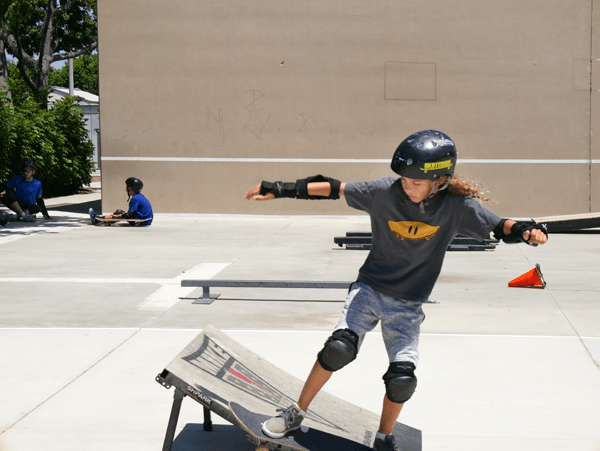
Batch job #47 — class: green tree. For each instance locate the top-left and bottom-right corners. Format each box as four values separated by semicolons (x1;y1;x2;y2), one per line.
48;52;97;95
5;60;34;106
0;89;94;195
0;0;97;106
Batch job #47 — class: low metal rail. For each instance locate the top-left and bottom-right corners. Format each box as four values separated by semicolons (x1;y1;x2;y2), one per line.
180;280;353;304
333;233;499;251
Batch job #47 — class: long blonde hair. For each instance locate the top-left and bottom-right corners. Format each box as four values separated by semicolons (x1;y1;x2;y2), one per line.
446;174;492;202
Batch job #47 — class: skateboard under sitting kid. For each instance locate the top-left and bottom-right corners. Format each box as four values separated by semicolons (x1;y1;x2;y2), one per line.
244;130;548;451
89;177;153;226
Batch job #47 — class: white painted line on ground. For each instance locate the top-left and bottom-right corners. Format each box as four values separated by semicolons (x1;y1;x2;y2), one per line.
138;262;230;310
0;262;231;312
0;277;175;284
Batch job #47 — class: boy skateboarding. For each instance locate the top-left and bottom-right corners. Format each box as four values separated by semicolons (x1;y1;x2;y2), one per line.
244;130;548;451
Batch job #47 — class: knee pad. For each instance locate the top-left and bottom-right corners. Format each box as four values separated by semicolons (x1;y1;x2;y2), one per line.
27;204;40;214
383;362;417;404
317;329;359;372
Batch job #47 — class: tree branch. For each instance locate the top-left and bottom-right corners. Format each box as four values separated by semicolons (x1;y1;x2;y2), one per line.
0;25;10;87
0;22;8;41
38;0;57;76
14;30;38;93
5;34;38;72
56;0;79;14
52;41;98;61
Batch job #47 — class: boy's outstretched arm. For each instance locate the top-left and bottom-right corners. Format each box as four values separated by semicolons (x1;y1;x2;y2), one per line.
495;219;548;246
245;176;346;201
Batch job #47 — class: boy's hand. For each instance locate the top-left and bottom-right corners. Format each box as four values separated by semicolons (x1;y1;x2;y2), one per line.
524;228;547;246
245;184;275;201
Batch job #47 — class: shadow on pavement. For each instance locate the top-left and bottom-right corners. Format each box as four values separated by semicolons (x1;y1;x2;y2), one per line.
49;198;102;214
171;424;254;451
0;215;88;236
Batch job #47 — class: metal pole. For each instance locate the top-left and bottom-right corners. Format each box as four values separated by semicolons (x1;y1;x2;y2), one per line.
68;58;74;96
203;406;213;431
162;389;185;451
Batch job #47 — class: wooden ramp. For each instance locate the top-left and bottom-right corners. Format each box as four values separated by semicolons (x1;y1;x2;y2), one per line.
157;325;421;451
532;212;600;233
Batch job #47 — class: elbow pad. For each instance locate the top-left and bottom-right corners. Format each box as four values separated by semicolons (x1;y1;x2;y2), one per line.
296;175;341;200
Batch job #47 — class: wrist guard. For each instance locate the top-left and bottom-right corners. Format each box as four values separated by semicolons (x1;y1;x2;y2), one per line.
121;211;136;219
493;219;548;246
260;181;297;198
296;174;341;200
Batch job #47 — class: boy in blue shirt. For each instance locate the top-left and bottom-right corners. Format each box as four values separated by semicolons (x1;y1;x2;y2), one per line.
89;177;153;226
0;159;50;222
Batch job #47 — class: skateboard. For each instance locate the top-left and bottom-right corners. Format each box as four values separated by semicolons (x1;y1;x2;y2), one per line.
229;401;372;451
93;217;151;226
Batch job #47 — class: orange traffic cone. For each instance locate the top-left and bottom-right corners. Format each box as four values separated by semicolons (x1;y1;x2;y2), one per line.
508;263;546;288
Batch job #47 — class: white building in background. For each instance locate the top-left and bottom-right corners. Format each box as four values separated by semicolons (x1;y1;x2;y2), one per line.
48;87;100;167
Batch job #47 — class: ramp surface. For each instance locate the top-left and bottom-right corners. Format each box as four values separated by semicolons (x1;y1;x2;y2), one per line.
160;326;421;449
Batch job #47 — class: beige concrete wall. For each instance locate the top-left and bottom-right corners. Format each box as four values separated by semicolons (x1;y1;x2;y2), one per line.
98;0;596;218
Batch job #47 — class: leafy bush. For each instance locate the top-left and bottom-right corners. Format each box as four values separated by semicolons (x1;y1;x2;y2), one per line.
0;90;94;197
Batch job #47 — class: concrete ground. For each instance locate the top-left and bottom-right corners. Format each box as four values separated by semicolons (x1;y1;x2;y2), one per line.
1;189;599;451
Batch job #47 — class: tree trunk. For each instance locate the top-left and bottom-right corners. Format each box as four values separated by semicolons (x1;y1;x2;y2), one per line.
0;24;10;99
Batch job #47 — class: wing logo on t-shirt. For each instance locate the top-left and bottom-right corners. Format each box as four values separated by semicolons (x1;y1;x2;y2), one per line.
388;220;440;241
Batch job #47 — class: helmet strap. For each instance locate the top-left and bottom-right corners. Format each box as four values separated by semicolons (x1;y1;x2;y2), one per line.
438;177;451;191
427;184;437;200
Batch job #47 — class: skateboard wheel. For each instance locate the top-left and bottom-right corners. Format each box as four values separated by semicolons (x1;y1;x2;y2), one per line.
256;447;269;451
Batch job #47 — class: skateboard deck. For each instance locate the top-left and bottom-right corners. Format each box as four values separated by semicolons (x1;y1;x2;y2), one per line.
229;401;373;451
94;217;151;226
158;326;421;450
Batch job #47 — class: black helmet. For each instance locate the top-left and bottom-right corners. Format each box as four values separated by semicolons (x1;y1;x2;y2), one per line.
22;159;37;172
391;130;457;181
125;177;143;193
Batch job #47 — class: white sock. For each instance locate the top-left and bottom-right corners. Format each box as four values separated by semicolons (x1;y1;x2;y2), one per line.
294;403;306;416
376;431;390;441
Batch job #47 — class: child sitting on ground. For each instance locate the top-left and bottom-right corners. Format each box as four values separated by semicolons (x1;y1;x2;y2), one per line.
89;177;153;226
0;159;51;222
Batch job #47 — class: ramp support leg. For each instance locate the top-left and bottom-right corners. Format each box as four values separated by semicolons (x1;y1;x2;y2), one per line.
203;406;213;431
162;388;185;451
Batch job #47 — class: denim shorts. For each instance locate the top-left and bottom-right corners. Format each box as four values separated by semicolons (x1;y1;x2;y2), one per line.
335;283;424;366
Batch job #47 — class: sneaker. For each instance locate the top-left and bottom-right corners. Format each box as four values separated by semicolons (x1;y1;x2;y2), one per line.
0;211;8;226
261;405;304;439
89;207;98;225
20;212;36;222
373;435;400;451
6;213;18;222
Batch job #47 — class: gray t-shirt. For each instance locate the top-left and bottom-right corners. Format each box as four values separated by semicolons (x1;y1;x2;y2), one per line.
345;177;502;302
